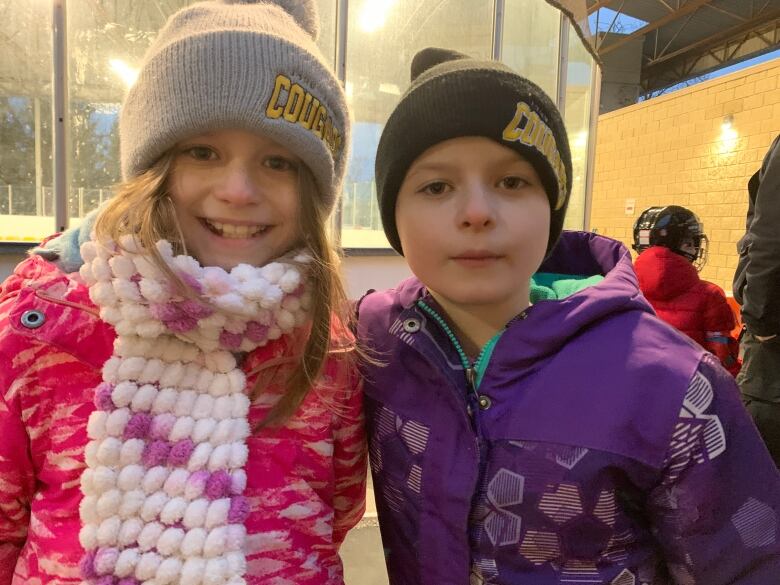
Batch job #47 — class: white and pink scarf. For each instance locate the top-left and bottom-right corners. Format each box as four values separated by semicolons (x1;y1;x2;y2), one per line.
77;235;310;585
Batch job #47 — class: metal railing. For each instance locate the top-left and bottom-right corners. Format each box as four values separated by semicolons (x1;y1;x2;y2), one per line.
1;184;108;218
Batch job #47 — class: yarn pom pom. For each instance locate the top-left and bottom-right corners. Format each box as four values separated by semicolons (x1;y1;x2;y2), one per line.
217;0;319;40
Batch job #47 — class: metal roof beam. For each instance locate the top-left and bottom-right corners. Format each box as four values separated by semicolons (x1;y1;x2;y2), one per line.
656;10;697;59
598;0;713;56
703;4;747;22
642;16;779;91
588;0;617;15
644;7;780;68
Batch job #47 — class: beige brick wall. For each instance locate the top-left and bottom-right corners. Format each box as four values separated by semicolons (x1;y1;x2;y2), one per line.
590;59;780;292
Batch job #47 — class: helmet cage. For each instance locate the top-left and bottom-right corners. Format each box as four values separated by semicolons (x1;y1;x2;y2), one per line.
632;205;708;270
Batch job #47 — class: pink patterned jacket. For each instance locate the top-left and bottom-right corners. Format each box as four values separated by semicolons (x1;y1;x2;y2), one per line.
0;254;367;585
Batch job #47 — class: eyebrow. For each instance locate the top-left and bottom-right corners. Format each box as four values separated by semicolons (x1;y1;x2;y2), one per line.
405;161;456;179
407;152;533;179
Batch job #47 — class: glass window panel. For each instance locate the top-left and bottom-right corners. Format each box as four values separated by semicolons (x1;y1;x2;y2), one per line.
562;23;593;231
317;0;337;67
341;0;494;249
67;0;201;230
501;0;560;101
0;0;53;242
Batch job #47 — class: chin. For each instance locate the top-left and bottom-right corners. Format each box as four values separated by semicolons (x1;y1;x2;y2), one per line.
434;287;504;307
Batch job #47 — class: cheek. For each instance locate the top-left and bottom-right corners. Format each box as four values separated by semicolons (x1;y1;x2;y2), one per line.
398;222;441;279
519;197;550;233
522;202;552;261
283;190;302;225
396;200;436;247
167;169;205;213
275;186;303;239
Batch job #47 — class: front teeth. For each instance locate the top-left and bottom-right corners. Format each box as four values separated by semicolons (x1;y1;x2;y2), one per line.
205;220;267;239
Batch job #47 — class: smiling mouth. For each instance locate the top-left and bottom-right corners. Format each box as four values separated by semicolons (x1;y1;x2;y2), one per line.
201;219;269;239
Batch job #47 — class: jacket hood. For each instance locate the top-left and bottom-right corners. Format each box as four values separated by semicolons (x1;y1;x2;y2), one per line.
634;245;699;301
514;230;655;361
30;209;99;274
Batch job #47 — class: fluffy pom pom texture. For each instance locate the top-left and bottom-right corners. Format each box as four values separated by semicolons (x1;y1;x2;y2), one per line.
79;239;311;584
217;0;319;39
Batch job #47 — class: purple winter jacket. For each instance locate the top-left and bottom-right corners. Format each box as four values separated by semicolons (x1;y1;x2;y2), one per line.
357;231;780;585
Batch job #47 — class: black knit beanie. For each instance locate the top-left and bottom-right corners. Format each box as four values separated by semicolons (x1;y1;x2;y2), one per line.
375;47;572;256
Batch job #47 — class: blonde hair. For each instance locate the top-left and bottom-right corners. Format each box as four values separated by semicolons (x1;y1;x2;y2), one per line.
95;153;354;427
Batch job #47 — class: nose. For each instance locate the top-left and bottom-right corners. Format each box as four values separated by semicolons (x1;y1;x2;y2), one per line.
458;182;495;230
214;163;260;206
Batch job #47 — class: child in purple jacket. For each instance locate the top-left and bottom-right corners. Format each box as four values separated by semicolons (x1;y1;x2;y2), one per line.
356;47;780;584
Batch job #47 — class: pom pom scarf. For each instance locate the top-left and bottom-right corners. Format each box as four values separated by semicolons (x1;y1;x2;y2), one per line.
77;235;311;585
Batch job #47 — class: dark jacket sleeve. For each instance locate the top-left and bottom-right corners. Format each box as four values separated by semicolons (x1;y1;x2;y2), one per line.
647;354;780;583
740;135;780;336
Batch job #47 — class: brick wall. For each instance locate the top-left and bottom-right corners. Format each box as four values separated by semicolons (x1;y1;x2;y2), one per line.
590;58;780;292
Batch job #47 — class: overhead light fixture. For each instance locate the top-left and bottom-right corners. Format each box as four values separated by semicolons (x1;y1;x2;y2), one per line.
719;113;738;154
359;0;397;33
109;58;139;88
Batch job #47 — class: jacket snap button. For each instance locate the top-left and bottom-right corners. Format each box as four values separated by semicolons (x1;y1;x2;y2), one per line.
478;395;492;410
21;310;46;329
402;318;421;333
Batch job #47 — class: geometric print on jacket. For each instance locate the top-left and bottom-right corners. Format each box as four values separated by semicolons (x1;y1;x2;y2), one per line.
467;362;778;585
369;404;430;558
369;355;780;585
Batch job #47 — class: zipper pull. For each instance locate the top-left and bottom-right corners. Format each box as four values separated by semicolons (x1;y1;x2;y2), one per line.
465;366;477;392
465;366;478;418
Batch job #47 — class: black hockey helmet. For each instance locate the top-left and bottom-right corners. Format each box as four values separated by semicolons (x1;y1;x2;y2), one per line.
632;205;708;270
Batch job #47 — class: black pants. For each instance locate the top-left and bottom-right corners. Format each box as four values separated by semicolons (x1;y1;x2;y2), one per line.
738;330;780;467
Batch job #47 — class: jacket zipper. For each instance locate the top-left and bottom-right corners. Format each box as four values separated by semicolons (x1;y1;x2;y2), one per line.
417;300;488;411
415;300;530;579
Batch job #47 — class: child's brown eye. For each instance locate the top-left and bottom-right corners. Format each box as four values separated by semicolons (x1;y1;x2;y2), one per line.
264;156;297;172
422;182;448;195
500;176;528;189
184;146;216;161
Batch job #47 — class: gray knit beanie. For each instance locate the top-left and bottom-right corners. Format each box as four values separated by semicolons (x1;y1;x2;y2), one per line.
119;0;349;212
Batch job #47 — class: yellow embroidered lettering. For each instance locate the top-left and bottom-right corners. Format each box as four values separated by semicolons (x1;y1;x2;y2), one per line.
520;111;541;146
502;100;567;201
313;105;327;139
283;84;306;122
266;74;344;160
502;102;531;141
539;130;554;158
266;74;291;119
298;95;318;130
332;130;342;157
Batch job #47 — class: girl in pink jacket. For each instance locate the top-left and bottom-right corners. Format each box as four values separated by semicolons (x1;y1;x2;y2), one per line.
0;1;366;584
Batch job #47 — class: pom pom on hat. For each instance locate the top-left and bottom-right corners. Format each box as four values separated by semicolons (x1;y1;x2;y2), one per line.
410;47;469;81
216;0;319;39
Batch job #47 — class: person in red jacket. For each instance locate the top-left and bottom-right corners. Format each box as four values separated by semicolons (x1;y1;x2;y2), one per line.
633;205;741;376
